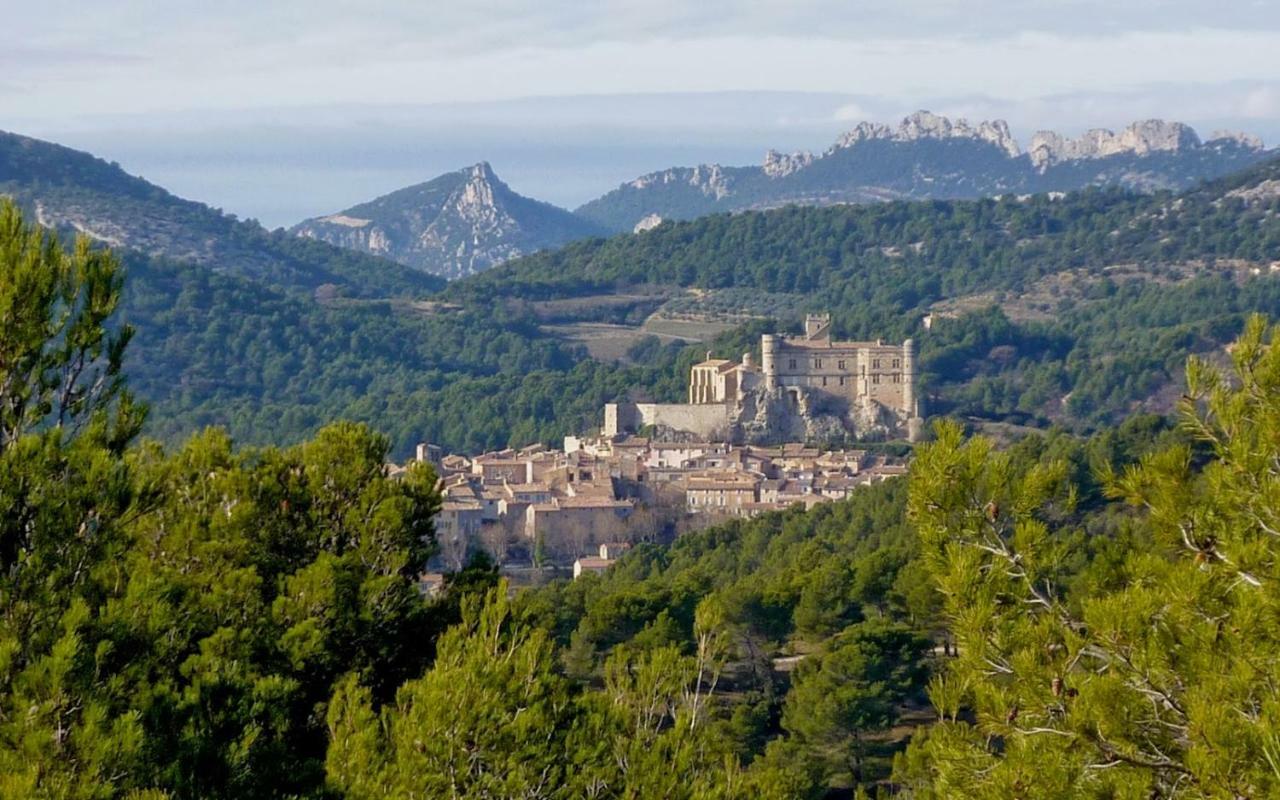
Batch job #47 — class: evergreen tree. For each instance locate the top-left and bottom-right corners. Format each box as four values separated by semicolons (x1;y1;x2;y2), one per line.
898;315;1280;798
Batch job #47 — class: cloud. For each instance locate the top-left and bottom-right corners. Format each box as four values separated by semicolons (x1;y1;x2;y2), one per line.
832;103;870;122
1243;87;1280;120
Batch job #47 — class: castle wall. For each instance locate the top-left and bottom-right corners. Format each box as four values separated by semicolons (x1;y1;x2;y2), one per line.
771;341;912;413
605;402;732;439
634;403;733;439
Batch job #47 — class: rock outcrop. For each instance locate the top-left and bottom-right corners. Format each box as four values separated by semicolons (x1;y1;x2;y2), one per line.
731;386;903;444
763;149;815;178
632;213;664;233
1027;120;1205;169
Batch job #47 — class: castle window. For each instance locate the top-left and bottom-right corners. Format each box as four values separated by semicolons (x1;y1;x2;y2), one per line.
789;359;797;370
822;377;828;387
814;358;822;369
873;359;881;369
839;377;846;386
838;360;846;370
892;358;901;368
873;374;880;384
893;374;900;383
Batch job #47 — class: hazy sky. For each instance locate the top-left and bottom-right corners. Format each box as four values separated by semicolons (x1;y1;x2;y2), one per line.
4;1;1278;225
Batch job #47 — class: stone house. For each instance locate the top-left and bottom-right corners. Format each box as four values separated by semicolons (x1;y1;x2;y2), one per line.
525;496;635;562
685;471;762;515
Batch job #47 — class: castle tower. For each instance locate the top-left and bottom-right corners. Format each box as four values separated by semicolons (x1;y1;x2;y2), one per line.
903;338;924;442
804;313;832;341
902;338;916;417
761;335;779;391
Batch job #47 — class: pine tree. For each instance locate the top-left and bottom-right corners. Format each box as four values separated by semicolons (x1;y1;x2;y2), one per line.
897;315;1280;798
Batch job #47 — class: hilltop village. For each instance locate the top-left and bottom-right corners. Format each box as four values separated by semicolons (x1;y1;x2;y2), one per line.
399;315;913;581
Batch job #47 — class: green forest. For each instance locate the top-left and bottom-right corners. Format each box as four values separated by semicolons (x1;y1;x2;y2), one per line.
8;176;1280;798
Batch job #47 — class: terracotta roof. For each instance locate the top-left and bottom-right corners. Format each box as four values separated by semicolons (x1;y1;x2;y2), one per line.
555;496;633;509
440;501;483;513
686;472;761;490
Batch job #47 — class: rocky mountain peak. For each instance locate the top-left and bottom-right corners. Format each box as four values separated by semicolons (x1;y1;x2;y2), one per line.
467;161;498;182
1028;120;1218;169
829;111;1020;157
457;162;504;217
291;161;600;279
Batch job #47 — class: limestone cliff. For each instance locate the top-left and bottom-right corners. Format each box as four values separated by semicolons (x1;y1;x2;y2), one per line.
1027;120;1205;169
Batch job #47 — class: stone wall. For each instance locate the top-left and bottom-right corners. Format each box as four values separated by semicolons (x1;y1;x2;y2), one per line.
604;402;732;440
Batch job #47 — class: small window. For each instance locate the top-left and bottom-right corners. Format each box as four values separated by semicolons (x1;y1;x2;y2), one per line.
838;360;846;370
822;377;828;387
892;358;901;368
893;374;901;383
873;374;881;384
873;359;881;369
789;359;797;370
814;358;823;369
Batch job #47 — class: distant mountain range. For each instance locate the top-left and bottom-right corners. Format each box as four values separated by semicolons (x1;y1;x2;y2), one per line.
575;112;1271;233
291;162;605;279
0;130;440;297
2;114;1271;283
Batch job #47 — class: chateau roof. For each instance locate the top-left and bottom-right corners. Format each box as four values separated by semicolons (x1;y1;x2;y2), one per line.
776;337;896;350
693;358;738;372
686;471;761;490
440;501;483;513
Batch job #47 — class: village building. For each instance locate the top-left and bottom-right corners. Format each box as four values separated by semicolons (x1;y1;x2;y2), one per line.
598;542;633;560
573;556;614;579
685;471;762;516
435;501;483;543
525;496;636;561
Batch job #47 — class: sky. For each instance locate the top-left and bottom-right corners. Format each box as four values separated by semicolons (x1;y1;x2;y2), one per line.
4;1;1279;226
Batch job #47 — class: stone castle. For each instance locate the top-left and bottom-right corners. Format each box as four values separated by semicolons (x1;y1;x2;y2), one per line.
606;314;924;443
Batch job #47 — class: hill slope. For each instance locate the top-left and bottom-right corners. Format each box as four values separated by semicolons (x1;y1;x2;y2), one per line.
576;112;1270;232
291;162;605;279
0;130;441;297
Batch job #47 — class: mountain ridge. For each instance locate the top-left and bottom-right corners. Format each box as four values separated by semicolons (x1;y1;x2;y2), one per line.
575;111;1271;232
